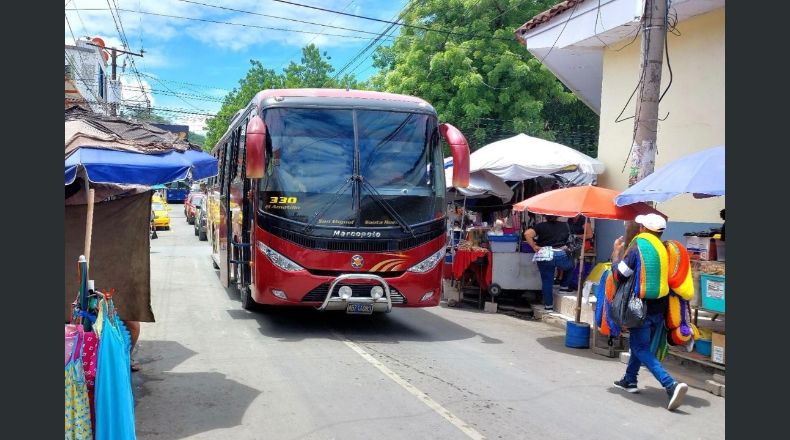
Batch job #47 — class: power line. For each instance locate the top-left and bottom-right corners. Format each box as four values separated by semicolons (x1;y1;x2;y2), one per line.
330;4;407;84
538;1;580;64
284;0;355;64
68;7;396;41
66;98;216;118
103;0;150;108
175;0;389;38
270;0;516;41
137;72;230;92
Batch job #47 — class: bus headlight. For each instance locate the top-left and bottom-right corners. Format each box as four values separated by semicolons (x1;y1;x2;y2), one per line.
407;248;446;273
257;241;304;272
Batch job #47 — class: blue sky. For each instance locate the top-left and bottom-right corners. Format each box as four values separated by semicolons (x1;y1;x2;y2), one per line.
65;0;410;134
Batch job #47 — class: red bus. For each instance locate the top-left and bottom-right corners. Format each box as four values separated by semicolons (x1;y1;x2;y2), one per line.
207;89;470;314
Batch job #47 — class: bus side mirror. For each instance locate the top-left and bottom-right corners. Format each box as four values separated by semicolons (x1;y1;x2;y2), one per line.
245;115;267;179
439;123;470;188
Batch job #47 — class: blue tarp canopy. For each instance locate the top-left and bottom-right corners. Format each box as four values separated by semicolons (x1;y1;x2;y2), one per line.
615;145;724;206
65;147;218;186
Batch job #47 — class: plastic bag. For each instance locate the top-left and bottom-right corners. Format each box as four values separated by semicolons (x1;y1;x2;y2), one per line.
610;273;646;329
532;247;554;262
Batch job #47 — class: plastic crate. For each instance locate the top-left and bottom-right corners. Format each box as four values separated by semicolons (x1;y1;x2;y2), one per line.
700;273;725;313
488;234;518;252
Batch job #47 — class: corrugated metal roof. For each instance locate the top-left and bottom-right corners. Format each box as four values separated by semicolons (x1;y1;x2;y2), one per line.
65;107;202;157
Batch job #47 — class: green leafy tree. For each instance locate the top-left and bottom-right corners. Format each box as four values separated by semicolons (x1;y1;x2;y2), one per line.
371;0;598;155
189;132;206;148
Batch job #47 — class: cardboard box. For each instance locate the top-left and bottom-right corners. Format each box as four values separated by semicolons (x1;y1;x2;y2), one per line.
711;332;726;364
686;236;715;261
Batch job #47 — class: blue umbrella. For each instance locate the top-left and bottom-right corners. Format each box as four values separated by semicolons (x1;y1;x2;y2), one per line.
65;146;218;186
615;145;724;206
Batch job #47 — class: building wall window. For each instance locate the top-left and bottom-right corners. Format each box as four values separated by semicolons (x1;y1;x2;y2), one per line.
98;65;105;99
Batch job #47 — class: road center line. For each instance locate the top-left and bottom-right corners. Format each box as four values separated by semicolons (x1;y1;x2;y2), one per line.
338;335;486;440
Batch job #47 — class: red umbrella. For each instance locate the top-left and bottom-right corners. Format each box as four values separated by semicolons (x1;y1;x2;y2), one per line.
513;186;665;220
513;186;665;322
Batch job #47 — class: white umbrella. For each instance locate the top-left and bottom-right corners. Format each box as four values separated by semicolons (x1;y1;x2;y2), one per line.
469;133;604;181
444;168;514;201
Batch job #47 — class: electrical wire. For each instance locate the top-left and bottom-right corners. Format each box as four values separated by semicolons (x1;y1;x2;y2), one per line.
175;0;390;38
68;7;397;41
269;0;516;41
538;1;580;64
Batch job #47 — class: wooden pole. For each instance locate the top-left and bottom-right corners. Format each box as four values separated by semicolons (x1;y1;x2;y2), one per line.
574;218;587;322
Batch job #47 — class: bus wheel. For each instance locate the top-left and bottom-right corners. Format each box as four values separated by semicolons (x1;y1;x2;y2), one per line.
240;286;257;311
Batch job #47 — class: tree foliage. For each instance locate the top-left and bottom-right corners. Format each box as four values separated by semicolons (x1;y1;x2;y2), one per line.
371;0;599;154
204;45;362;151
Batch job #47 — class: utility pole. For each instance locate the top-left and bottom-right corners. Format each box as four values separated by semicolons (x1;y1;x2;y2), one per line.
86;42;144;116
624;0;668;243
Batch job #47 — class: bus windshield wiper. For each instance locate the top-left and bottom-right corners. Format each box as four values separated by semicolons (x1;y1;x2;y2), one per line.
303;177;353;234
360;177;414;236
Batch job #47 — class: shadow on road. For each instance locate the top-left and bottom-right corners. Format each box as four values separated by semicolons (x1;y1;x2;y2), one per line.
133;340;261;440
606;386;712;413
225;305;503;345
534;335;618;363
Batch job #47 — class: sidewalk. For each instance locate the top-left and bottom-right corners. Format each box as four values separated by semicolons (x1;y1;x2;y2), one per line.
441;279;726;398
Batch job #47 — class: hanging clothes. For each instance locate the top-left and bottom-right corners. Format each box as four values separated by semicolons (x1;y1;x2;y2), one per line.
65;330;93;440
94;298;137;440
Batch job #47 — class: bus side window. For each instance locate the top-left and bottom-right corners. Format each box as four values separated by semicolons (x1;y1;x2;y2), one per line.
239;119;247;176
229;129;239;181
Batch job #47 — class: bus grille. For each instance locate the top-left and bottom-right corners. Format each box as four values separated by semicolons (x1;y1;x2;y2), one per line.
267;224;443;252
302;283;406;304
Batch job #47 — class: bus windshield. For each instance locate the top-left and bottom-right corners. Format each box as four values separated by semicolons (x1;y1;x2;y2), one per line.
260;107;445;228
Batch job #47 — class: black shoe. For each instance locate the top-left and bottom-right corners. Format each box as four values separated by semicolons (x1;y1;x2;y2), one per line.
666;382;688;411
544;305;553;311
614;379;639;393
559;286;574;292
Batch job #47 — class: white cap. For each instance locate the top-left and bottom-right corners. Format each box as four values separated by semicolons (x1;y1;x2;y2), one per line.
635;214;666;232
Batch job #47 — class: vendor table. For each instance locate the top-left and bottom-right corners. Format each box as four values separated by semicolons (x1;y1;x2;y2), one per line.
452;249;492;289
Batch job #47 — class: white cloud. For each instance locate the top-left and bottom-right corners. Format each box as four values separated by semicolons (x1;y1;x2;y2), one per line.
119;75;155;108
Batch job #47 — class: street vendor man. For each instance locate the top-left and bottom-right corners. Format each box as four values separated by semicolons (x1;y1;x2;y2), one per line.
610;213;690;411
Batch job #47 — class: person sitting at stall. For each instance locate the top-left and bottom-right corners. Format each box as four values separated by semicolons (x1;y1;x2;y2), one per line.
719;209;725;241
523;215;576;310
568;215;594;251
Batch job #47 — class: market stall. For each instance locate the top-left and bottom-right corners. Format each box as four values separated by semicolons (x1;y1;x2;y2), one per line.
64;107;218;439
444;133;605;300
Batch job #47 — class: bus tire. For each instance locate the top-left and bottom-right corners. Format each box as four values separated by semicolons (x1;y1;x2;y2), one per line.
240;286;257;311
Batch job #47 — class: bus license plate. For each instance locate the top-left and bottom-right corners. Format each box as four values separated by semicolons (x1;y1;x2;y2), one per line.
346;303;373;315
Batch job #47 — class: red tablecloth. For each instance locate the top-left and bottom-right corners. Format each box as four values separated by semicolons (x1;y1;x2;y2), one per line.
451;249;493;289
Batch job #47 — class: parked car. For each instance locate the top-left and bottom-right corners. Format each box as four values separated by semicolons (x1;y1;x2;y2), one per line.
152;202;171;230
194;197;208;241
183;192;206;225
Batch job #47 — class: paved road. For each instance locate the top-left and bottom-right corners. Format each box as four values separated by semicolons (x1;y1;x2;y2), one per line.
135;209;725;440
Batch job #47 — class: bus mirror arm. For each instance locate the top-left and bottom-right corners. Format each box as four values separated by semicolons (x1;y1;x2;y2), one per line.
439;123;470;188
245;115;267;179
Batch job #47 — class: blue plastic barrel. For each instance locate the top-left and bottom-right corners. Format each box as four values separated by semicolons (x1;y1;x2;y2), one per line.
565;321;591;348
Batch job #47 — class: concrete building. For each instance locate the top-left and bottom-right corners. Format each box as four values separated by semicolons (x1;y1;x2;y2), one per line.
516;0;725;259
65;39;122;115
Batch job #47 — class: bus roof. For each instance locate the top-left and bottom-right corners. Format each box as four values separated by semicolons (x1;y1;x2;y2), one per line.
253;89;431;108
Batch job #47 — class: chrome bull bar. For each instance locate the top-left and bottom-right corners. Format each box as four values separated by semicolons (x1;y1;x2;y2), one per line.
317;274;393;313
